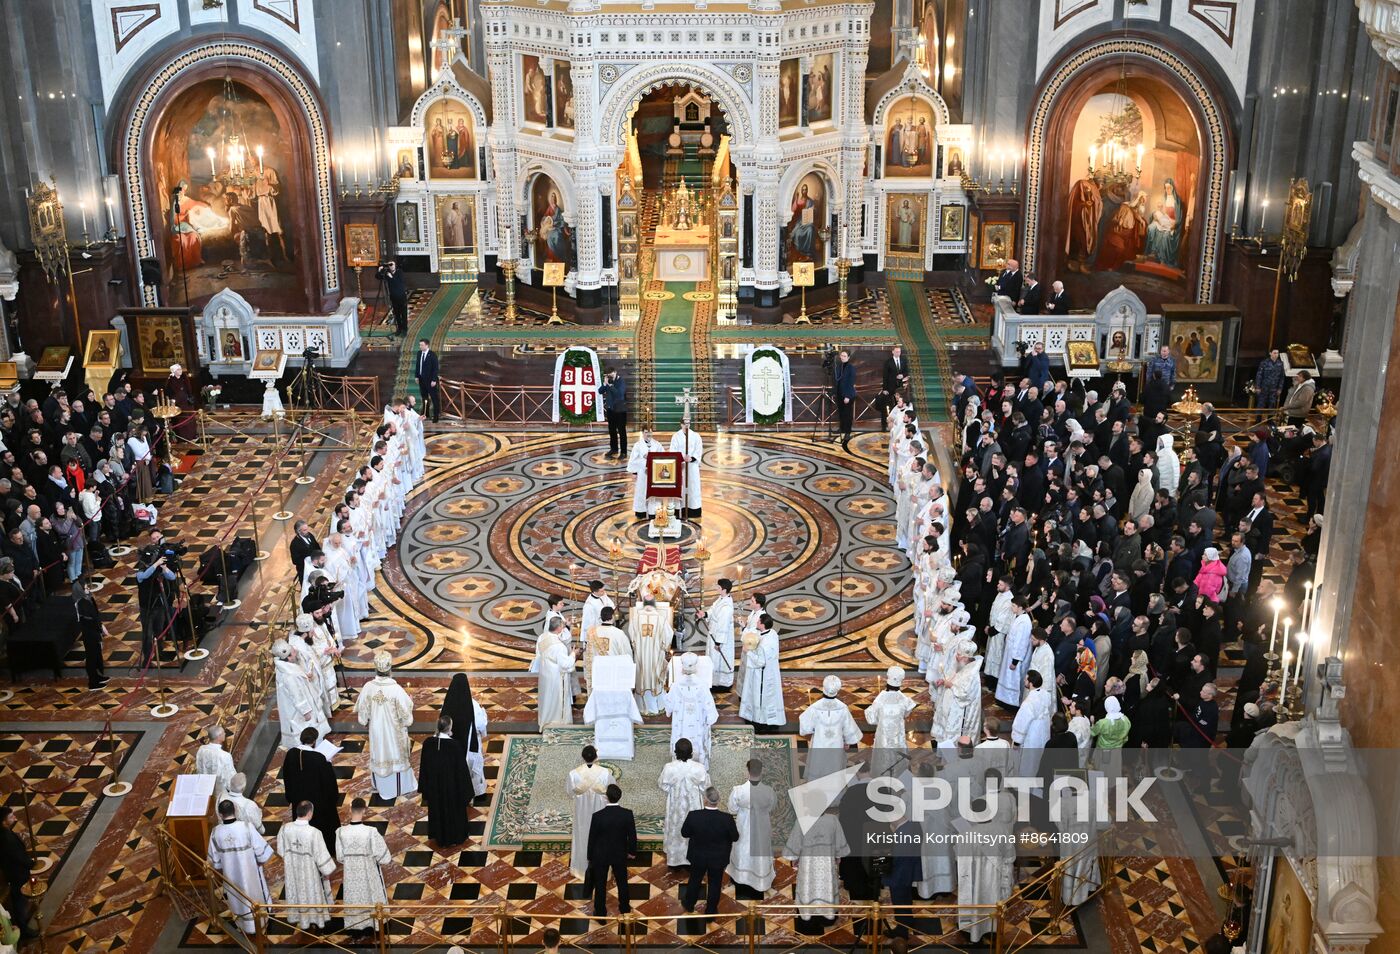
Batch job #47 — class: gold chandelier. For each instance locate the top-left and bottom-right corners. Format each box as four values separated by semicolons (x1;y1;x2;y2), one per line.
1087;65;1143;190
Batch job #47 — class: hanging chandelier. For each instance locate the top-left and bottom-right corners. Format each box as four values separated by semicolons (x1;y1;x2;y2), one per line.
1086;63;1143;190
203;63;264;191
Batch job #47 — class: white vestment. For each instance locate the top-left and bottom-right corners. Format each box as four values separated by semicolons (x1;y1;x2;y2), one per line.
335;822;390;931
667;429;704;511
738;628;785;726
194;743;236;808
1058;778;1103;904
727;781;776;891
354;675;418;800
700;594;736;687
537;634;576;729
277;819;336;929
984;589;1014;674
658;758;711;866
587;623;630;689
956;794;1017;942
320;544;361;640
628;603;673;715
567;763;615;878
464;699;489;794
798;697;862;779
932;656;984;748
864;689;916;777
664;678;719;767
582;689;643;759
1030;642;1056;697
274;656;330;749
225;792;264;833
208;819;273;934
1011;686;1054;780
783;815;850;919
626;437;664;515
993;613;1033;707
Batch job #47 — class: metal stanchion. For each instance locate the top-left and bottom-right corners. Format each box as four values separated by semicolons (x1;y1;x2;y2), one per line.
271;411;293;521
101;727;133;797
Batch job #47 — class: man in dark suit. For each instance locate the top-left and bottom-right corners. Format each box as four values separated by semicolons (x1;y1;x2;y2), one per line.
289;520;320;582
1044;280;1071;314
586;783;637;918
1306;434;1331;518
599;369;628;459
882;812;924;938
994;258;1023;301
876;345;910;420
378;260;409;336
998;507;1031;573
414;338;441;423
680;786;740;915
833;349;857;451
1017;275;1044;315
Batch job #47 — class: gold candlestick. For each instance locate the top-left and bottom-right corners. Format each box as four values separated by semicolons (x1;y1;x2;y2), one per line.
836;258;851;321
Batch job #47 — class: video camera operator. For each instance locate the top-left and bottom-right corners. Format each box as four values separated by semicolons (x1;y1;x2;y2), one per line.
377;260;409;337
134;528;190;666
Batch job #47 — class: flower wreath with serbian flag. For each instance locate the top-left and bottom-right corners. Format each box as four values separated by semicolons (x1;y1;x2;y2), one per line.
552;346;605;424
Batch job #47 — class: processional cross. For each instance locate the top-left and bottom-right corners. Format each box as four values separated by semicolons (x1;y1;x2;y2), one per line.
675;387;700;424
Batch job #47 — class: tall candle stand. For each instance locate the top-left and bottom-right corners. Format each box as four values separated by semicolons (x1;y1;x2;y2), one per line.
836;258;851;322
501;259;519;321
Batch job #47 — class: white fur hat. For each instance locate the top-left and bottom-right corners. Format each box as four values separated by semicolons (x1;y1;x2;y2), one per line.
295;613;315;632
681;652;699;675
822;675;842;697
271;639;291;660
886;666;906;687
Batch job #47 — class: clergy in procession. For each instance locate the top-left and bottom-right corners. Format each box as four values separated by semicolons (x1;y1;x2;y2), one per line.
783;796;851;923
336;798;392;937
278;727;341;853
727;758;777;894
208;799;273;935
530;593;574;694
1029;627;1056;694
194;725;236;808
665;653;719;767
294;612;341;715
738;614;785;730
1011;671;1055;780
277;800;337;931
695;577;736;688
668;420;704;519
319;532;361;641
418;715;475;849
798;676;863;779
272;639;331;749
955;779;1017;943
581;587;619;691
626;426;665;520
628;596;672;715
931;640;984;750
864;667;916;777
224;773;264;834
442;673;489;796
355;651;418;801
566;745;614;879
658;738;712;867
537;616;578;729
983;576;1015;688
993;592;1034;707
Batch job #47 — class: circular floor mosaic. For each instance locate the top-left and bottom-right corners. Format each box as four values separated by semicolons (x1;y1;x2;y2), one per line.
386;434;914;670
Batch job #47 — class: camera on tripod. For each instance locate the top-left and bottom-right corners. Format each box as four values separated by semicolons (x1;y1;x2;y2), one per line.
306;577;345;611
301;346;321;361
141;539;188;567
820;346;838;372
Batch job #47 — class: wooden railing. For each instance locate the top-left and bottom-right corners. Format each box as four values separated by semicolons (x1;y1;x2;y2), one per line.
725;385;885;428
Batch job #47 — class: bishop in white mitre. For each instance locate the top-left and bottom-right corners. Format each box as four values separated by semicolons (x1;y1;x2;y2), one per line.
668;421;704;518
354;651;418;801
336;798;391;932
272;639;330;749
738;616;785;728
195;725;236;808
727;758;777;892
566;745;615;878
931;641;984;749
277;802;337;929
224;773;264;834
629;598;672;716
664;653;719;767
864;667;917;778
208;802;273;934
536;618;577;729
696;577;736;688
799;676;863;780
658;738;711;867
626;427;665;519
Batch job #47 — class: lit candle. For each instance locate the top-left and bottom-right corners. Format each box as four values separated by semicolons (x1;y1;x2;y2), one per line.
1280;650;1292;700
1088;144;1096;172
104;195;114;235
206;146;216;178
1293;630;1308;686
80;200;88;235
1260;198;1270;235
998;149;1005;180
1301;581;1314;633
1281;617;1293;669
256;145;264;174
1269;597;1283;655
1135;143;1145;171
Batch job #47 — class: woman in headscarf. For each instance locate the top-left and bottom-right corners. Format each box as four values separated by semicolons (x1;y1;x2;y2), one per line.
442;673;488;797
1127;467;1156;522
1123;650;1151;715
1090;696;1131;777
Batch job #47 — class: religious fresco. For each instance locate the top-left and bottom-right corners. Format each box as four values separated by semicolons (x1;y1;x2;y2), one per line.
784;171;827;265
779;58;801;128
396;201;421;244
1059;88;1200;294
424;99;477;179
1167;319;1224;384
436;195;475;255
395;148;416;179
884;96;936;178
805;53;834;124
531;174;575;268
1265;860;1313;954
943;146;965;178
149;77;302;309
886;193;925;255
554;60;575;130
522;54;550;125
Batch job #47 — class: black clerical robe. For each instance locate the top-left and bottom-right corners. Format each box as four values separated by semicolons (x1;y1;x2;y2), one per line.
278;746;341;851
418;734;474;847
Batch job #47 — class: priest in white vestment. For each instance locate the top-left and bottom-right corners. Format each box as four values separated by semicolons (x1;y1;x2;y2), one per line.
194;725;236;807
272;640;330;749
319;533;361;641
354;652;418;800
1029;629;1056;696
336;798;391;932
983;578;1014;680
993;595;1034;707
582;677;643;759
931;642;984;749
864;667;916;778
658;737;711;866
1011;671;1054;781
224;773;264;833
798;676;863;779
783;800;850;920
629;598;672;715
295;612;341;714
536;620;577;729
726;759;777;892
626;429;665;519
738;615;785;728
696;577;736;688
566;745;615;878
668;422;704;518
277;801;337;929
955;783;1017;942
664;653;719;767
208;802;273;934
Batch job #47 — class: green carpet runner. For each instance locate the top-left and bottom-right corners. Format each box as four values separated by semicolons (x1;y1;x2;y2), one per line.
888;280;949;422
394;283;476;398
651;282;698;429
